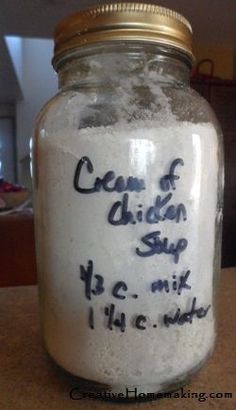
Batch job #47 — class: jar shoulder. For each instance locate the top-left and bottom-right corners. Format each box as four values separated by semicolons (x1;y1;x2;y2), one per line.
166;85;219;125
35;85;221;137
35;91;71;131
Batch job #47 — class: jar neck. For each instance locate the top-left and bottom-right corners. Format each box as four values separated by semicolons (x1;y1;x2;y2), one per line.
57;43;191;90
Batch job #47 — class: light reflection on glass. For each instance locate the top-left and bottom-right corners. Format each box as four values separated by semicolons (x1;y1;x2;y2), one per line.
29;137;33;179
129;139;156;175
191;133;202;207
40;129;47;139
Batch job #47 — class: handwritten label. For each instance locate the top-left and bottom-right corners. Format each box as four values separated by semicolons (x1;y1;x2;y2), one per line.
73;156;211;331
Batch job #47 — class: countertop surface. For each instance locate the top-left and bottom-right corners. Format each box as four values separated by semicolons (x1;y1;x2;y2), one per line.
0;268;235;410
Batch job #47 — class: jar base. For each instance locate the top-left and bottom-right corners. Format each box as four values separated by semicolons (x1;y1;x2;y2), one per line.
45;347;214;402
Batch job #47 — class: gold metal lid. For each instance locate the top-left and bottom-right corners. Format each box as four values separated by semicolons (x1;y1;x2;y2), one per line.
53;3;193;68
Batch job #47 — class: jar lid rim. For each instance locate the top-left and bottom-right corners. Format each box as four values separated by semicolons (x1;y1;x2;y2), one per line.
53;2;194;68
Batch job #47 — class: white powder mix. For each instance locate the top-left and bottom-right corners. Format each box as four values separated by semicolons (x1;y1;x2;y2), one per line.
35;118;219;394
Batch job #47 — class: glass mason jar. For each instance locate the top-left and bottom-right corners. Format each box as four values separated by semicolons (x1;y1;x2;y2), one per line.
33;3;224;399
